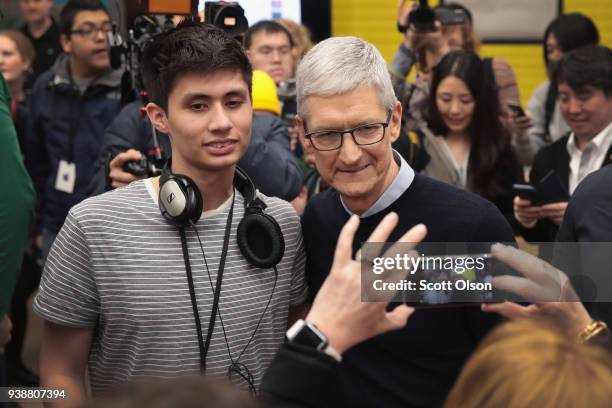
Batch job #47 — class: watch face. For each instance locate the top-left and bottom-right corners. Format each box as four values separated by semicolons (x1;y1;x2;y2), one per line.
293;324;327;349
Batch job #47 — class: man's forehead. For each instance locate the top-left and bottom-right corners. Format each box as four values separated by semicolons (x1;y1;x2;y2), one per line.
171;70;250;97
72;10;110;26
251;30;291;47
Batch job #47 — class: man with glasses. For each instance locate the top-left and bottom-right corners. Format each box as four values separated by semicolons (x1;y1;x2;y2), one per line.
244;20;295;85
296;37;515;407
26;0;122;260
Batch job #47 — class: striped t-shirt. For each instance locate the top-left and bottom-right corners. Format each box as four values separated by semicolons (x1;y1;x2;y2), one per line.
34;178;308;394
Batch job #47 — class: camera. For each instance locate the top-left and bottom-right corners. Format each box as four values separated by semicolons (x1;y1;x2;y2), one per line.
204;1;249;38
123;156;164;178
407;0;467;33
277;79;297;128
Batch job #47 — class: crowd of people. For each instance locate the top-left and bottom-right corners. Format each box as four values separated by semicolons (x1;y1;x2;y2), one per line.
0;0;611;407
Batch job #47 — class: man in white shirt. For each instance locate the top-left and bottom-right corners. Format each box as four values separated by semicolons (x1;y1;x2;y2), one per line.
514;45;612;243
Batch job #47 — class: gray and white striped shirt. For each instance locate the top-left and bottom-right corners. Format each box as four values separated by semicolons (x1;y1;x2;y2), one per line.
34;178;308;394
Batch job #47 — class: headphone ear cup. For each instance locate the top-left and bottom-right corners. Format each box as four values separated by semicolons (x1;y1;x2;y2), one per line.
159;174;203;227
237;212;285;269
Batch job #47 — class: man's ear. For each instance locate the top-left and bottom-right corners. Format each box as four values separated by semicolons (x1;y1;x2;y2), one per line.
145;102;170;135
388;100;403;144
295;114;308;147
60;33;71;54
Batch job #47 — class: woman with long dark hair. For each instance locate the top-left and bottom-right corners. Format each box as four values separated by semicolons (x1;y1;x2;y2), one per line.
418;50;523;226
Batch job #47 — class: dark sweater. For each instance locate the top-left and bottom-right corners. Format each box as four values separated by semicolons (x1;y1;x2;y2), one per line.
301;174;515;408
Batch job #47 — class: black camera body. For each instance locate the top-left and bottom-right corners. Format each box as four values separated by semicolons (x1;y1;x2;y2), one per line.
408;0;467;33
123;156;164;178
204;1;248;38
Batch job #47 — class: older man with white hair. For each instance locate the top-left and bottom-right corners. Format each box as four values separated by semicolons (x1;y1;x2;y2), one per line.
297;36;515;407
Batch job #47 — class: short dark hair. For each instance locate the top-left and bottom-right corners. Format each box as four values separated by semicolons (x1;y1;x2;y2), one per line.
141;17;253;113
59;0;108;37
554;45;612;96
243;20;294;50
543;13;599;67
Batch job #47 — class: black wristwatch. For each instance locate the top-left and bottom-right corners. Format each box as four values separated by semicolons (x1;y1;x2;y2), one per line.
286;319;342;362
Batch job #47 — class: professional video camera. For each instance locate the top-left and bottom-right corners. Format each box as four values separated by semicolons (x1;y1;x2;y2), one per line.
204;1;249;38
404;0;467;33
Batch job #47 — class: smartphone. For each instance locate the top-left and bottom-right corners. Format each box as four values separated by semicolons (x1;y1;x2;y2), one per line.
402;253;513;308
513;183;539;205
537;170;569;204
507;103;526;117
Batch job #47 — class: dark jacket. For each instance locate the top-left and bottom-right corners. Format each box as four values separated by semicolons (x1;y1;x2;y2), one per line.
88;103;303;201
521;133;612;244
0;76;35;318
26;54;123;235
260;343;338;408
554;164;612;327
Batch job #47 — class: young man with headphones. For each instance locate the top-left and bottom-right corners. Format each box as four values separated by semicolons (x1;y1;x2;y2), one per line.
34;19;308;404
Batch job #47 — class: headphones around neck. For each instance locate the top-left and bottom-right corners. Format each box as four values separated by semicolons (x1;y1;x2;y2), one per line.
158;163;285;269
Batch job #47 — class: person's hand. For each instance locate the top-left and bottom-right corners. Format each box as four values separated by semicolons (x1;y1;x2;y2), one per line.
306;213;427;354
513;196;540;226
397;0;416;48
109;149;144;188
0;315;12;353
540;202;568;226
507;111;533;140
35;234;43;250
481;244;592;338
290;187;308;216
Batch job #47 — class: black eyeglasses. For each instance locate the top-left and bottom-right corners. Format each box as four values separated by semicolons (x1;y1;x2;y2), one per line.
71;22;112;39
305;110;392;151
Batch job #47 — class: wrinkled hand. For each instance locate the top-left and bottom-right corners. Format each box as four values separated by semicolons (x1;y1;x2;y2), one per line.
306;213;427;353
481;244;592;338
0;315;12;352
513;196;541;226
540;201;568;226
290;187;308;216
109;149;144;188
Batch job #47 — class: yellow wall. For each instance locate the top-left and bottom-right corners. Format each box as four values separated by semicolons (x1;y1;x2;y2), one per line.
332;0;612;106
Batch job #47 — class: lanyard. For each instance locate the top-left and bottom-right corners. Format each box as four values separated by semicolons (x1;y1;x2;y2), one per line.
179;192;235;373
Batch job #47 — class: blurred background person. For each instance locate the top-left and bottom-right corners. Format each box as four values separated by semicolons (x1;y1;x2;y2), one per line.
277;18;314;76
515;13;600;165
444;319;612;408
244;20;294;85
0;30;34;151
515;45;612;246
0;29;42;389
417;50;523;228
391;0;522;135
19;0;62;89
26;0;121;261
0;73;35;389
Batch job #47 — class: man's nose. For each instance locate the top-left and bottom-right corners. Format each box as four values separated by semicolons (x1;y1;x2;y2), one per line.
567;97;583;114
338;133;362;164
209;104;233;133
270;49;282;62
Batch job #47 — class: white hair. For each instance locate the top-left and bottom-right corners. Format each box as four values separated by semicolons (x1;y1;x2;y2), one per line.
296;36;397;121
